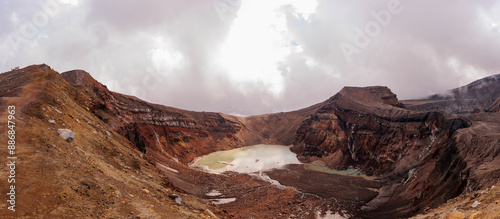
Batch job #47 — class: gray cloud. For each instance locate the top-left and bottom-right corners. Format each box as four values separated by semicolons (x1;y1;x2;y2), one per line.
282;0;500;101
1;0;500;115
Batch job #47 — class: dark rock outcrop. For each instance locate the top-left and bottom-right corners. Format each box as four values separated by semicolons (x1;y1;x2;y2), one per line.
62;70;244;163
290;86;498;218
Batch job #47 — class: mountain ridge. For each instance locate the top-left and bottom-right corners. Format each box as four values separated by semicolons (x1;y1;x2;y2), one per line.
1;64;499;218
0;64;228;218
403;74;500;114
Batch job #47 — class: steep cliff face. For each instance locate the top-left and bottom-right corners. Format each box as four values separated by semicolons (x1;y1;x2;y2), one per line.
291;85;500;218
293;86;468;172
62;70;245;163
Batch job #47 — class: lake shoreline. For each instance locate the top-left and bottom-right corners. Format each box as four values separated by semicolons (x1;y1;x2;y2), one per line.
192;144;376;181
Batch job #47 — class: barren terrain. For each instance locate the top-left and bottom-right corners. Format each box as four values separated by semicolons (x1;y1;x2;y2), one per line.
1;64;499;218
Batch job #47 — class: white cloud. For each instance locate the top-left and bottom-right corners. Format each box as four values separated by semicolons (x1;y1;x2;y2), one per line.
213;0;318;96
1;0;500;115
59;0;80;6
149;35;185;74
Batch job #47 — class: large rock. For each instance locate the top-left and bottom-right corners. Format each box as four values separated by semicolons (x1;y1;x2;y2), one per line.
57;129;76;143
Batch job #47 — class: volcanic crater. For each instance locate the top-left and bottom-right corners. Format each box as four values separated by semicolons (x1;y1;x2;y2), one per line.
1;64;500;218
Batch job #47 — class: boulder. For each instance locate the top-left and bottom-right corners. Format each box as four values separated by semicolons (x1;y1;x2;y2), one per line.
57;129;76;143
169;194;183;204
204;209;217;218
471;200;480;208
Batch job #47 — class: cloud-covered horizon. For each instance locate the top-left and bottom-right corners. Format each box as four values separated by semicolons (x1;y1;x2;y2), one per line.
1;0;500;115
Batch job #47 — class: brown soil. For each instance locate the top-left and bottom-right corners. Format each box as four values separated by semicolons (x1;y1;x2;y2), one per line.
411;183;500;219
265;164;382;201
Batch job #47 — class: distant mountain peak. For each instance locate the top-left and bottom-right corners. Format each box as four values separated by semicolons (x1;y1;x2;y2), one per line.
61;69;103;88
334;86;405;109
451;74;500;100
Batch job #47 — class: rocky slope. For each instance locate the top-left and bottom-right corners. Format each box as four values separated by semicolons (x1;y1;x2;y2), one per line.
1;64;500;218
61;70;244;163
0;65;227;218
290;86;477;218
403;74;500;114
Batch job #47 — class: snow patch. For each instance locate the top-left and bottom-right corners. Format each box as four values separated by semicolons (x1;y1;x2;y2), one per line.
316;210;347;219
249;172;285;188
206;190;222;197
210;198;236;205
471;200;481;208
156;162;179;173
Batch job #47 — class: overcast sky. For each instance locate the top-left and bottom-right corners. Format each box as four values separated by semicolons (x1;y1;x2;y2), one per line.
1;0;500;115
